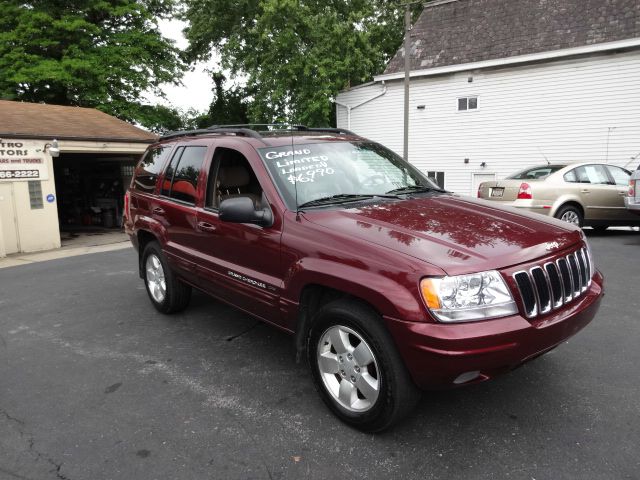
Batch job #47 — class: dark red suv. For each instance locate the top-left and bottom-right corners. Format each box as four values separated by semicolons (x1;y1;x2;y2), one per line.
124;125;603;431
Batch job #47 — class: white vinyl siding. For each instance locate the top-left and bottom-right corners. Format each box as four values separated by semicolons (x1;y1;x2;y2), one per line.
336;49;640;196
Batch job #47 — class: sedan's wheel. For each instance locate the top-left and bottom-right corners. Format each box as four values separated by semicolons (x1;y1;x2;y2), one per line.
142;241;191;314
308;300;420;432
317;325;380;412
555;205;584;228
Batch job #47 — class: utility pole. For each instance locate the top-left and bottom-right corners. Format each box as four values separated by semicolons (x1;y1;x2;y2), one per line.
403;4;411;162
605;126;616;163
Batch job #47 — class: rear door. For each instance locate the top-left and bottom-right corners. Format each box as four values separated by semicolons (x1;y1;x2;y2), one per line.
154;144;209;283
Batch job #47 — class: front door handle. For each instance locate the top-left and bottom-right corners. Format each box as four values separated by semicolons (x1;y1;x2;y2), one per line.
152;207;165;215
197;221;217;233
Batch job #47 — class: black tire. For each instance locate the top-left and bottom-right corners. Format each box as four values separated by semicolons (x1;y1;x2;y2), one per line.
554;204;584;228
591;225;609;233
142;241;191;314
307;299;421;432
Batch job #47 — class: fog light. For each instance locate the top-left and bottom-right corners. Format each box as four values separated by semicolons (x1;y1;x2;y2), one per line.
453;371;481;384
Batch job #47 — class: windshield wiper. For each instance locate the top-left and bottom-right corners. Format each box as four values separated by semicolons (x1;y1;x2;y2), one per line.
385;185;445;195
297;193;400;209
298;194;374;209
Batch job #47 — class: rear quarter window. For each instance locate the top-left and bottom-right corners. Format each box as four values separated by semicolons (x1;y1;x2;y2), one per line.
132;147;171;192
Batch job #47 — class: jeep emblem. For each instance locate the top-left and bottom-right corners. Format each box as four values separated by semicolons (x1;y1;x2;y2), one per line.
545;241;560;251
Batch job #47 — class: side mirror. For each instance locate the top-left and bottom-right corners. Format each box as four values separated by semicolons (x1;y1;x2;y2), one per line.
219;197;273;227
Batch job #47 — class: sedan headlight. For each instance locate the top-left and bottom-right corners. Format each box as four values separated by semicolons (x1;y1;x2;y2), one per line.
420;270;518;322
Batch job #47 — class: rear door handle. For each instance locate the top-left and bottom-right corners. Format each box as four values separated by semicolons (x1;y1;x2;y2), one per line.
152;207;165;215
580;189;590;194
197;221;217;233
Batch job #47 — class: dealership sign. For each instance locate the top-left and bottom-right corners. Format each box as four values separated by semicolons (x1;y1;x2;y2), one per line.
0;139;49;182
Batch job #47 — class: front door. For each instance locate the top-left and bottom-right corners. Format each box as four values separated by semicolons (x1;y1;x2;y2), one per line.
572;164;622;221
192;144;284;325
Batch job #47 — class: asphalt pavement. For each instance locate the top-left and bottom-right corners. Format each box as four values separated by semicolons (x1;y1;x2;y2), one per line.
0;229;639;480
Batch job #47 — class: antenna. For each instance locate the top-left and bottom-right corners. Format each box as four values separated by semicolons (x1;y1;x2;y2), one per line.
623;152;640;169
537;147;550;165
291;125;301;220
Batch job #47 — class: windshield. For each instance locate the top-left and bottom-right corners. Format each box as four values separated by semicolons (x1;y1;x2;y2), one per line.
507;165;566;180
258;141;440;208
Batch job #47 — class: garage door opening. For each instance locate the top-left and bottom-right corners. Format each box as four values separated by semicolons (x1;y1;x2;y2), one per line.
53;153;137;236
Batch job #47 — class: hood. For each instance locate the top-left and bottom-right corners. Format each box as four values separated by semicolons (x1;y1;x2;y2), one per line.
304;194;582;275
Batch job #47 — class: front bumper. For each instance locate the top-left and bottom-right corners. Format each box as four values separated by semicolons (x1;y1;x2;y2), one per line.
385;271;603;390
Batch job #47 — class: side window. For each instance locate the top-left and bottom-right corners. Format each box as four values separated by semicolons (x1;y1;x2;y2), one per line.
583;164;612;185
161;147;184;197
563;169;578;183
132;147;170;192
161;146;207;204
565;166;611;184
206;148;263;209
457;97;478;111
606;166;630;186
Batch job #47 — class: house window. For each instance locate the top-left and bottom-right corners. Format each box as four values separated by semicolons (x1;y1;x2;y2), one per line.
458;97;478;111
28;181;44;209
426;171;445;189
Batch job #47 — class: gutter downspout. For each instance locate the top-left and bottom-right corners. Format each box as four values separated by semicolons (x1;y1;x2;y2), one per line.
332;81;387;130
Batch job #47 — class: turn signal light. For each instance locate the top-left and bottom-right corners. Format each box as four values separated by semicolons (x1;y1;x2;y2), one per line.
517;182;532;199
420;278;442;310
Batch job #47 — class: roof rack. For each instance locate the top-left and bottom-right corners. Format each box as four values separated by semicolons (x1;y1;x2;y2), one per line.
160;126;263;141
159;124;357;141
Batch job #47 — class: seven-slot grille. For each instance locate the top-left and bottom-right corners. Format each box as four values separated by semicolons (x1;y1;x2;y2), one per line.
513;247;592;319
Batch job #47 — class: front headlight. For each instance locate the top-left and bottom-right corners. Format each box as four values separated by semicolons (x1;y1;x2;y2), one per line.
420;270;518;323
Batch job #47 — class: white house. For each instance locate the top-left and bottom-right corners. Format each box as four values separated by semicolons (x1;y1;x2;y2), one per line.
335;0;640;196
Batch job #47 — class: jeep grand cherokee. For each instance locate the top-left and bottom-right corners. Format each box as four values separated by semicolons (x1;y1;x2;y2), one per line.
124;125;603;432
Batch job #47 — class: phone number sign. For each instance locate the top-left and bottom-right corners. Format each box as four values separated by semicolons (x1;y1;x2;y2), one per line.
0;140;49;182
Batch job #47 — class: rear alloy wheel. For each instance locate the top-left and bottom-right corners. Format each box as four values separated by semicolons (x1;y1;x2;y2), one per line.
142;242;191;314
555;205;584;228
308;300;420;432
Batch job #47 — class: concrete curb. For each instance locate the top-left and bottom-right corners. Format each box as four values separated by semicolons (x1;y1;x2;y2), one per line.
0;241;132;269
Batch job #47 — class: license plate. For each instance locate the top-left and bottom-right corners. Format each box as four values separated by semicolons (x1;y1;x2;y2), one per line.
491;188;504;198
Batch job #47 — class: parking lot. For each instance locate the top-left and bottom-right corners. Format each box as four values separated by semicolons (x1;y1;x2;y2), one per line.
0;229;639;480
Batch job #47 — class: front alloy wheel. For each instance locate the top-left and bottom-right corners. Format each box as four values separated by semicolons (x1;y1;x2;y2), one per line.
317;325;380;412
307;300;420;432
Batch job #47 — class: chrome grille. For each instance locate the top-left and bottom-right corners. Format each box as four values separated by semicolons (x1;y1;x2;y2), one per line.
513;247;592;319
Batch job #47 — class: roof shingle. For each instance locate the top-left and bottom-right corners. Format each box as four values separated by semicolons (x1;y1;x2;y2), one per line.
0;100;157;143
384;0;640;75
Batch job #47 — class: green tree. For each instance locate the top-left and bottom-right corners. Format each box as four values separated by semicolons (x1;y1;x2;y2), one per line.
183;0;422;126
0;0;184;123
194;72;250;128
137;105;196;133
